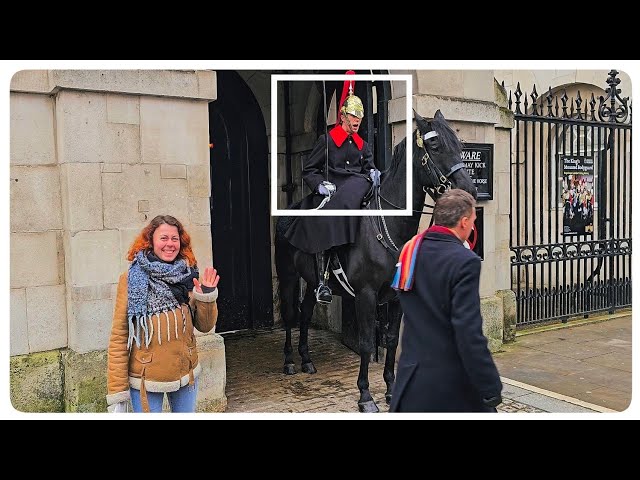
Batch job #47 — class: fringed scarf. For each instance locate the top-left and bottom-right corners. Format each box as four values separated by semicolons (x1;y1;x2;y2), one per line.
391;225;457;291
127;251;198;349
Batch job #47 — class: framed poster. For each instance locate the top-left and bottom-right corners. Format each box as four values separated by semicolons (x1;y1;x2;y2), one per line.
461;143;493;200
560;154;595;236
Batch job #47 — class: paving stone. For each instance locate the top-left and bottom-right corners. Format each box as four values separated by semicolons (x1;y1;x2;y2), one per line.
223;327;543;414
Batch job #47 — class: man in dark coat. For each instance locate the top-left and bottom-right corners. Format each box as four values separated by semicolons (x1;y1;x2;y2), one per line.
283;74;380;304
389;189;503;412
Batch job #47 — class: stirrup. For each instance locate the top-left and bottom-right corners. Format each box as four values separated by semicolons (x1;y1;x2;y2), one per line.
315;283;332;304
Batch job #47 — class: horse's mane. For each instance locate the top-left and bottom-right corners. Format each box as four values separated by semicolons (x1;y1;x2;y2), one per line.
430;114;464;155
383;135;408;175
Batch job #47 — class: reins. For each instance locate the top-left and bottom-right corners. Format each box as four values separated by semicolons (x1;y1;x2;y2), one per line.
315;80;332;210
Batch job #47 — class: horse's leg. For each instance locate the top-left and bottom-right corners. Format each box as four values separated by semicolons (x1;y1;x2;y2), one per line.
298;286;317;374
281;276;299;375
383;298;402;404
355;288;379;413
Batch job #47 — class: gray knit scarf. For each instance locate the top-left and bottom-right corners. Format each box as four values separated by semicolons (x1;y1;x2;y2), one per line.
127;250;198;349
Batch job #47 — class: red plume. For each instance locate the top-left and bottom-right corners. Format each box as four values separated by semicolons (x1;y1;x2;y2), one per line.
337;70;356;124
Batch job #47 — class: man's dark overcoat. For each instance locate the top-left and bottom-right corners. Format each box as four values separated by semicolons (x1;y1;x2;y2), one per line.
389;230;503;412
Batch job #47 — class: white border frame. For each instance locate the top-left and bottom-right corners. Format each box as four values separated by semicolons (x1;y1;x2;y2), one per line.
271;74;413;216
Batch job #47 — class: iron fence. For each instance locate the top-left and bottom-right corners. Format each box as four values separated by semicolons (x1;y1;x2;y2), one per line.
508;70;632;327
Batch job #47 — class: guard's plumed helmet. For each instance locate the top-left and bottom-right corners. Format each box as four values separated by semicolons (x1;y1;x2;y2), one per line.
338;70;364;122
342;93;364;119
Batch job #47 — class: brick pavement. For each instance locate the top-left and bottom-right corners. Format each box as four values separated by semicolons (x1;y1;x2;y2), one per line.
223;327;544;413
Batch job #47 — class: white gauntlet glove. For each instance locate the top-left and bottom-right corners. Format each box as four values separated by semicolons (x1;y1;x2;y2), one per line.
317;181;336;196
315;181;337;210
369;169;381;188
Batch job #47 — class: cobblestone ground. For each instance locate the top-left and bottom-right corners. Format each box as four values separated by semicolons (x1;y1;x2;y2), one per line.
223;327;544;414
499;398;544;413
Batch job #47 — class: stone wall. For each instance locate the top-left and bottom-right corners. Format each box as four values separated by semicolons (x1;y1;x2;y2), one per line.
9;70;227;412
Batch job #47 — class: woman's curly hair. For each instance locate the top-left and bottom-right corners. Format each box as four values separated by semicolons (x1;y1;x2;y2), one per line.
127;215;197;267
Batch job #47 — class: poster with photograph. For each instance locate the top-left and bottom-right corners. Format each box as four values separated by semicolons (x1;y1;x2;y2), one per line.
560;154;595;236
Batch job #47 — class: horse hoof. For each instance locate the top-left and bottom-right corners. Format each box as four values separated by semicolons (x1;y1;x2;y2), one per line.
283;364;296;375
301;362;317;374
385;393;392;405
358;400;379;413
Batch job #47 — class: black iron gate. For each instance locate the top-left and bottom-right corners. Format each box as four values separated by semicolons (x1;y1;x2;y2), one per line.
508;70;632;328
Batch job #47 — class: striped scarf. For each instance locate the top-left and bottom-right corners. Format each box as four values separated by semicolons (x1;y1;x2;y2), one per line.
391;225;456;291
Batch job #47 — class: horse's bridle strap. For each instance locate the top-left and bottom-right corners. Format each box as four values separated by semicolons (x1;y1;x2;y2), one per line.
444;162;465;179
422;131;438;141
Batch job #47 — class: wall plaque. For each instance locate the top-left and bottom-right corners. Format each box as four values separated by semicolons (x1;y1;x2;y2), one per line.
461;143;493;201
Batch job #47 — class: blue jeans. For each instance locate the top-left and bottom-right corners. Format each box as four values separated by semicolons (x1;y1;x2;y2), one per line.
131;378;199;413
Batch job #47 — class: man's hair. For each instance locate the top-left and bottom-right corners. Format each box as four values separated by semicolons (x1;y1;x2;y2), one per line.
433;189;475;228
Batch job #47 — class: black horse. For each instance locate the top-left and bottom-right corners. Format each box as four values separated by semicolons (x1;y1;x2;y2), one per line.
274;110;477;412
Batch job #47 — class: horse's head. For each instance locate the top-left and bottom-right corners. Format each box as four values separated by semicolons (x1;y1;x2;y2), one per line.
413;109;477;200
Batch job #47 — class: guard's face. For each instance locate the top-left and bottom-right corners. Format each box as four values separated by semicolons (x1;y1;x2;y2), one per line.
342;113;361;134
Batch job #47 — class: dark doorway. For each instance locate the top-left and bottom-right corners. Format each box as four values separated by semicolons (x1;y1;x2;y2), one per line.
209;70;273;332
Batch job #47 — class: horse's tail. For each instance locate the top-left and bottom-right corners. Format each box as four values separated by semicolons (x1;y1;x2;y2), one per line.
274;226;301;329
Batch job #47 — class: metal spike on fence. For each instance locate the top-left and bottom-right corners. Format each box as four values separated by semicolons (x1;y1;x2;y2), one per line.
570;98;575;117
546;87;554;117
561;90;568;118
508;90;512;110
514;82;522;114
589;92;597;120
530;84;539;116
576;91;583;120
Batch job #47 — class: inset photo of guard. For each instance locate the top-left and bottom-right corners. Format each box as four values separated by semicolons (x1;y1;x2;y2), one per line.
271;71;413;217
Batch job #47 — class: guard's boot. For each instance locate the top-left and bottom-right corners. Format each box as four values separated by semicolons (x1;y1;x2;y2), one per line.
314;251;332;304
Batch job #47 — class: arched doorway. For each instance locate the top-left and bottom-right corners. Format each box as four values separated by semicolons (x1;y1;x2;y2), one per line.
209;71;273;332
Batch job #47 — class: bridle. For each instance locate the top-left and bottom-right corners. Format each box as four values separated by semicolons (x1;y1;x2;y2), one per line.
370;125;471;252
377;126;466;214
416;128;466;198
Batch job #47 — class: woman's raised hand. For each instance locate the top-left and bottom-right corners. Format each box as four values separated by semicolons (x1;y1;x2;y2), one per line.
193;267;220;294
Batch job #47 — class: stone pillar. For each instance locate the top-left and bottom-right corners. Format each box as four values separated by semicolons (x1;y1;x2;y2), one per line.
389;70;515;352
10;70;228;412
10;87;66;412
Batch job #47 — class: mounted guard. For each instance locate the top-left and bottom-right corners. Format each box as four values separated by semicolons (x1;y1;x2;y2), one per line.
283;71;381;304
